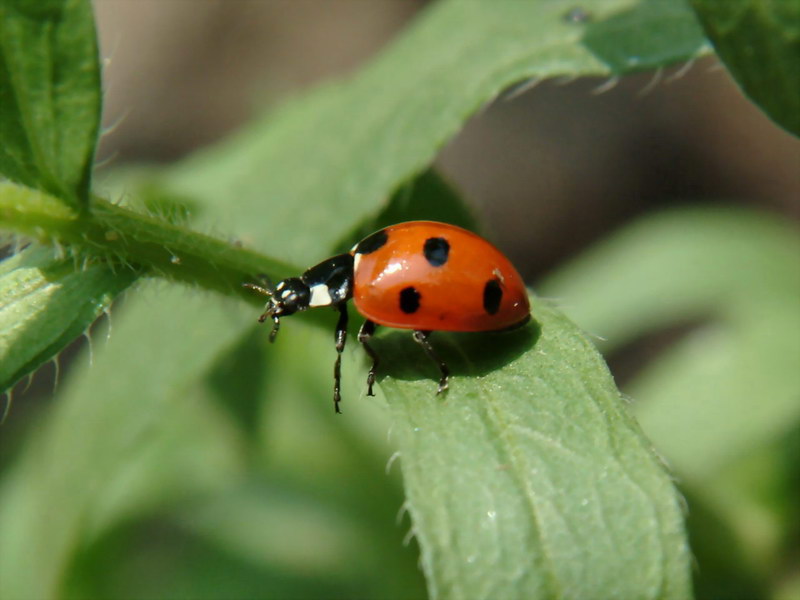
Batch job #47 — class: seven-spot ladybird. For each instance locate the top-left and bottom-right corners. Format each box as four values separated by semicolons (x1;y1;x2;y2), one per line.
245;221;530;413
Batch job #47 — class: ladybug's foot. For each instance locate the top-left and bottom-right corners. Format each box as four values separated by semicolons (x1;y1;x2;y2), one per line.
436;376;449;395
358;320;380;398
333;353;344;414
268;315;280;342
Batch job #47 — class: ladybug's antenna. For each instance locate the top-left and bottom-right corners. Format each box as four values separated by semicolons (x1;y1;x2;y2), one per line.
243;282;273;297
243;273;275;297
243;281;274;309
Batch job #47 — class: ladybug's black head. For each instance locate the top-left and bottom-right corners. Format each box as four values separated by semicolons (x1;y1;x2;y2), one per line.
271;277;311;317
259;277;310;342
246;253;353;344
244;276;310;343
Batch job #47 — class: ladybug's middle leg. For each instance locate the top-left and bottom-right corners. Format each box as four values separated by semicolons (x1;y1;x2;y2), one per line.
333;303;348;414
412;330;449;394
358;319;380;396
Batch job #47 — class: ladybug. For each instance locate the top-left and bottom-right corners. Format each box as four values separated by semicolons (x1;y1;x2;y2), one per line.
245;221;530;413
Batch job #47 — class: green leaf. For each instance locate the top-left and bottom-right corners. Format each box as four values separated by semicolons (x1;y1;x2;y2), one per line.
0;244;135;395
582;0;708;73
66;497;364;600
378;297;691;600
0;0;102;207
540;208;800;481
0;180;694;599
0;286;252;600
684;429;799;596
0;2;714;597
163;0;709;267
0;283;421;600
631;296;800;481
689;0;800;136
0;179;296;397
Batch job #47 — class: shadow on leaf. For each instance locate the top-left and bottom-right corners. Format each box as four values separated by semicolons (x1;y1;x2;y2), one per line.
369;318;541;385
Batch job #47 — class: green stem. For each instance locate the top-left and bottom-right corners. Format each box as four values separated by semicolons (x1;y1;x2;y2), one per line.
0;181;297;303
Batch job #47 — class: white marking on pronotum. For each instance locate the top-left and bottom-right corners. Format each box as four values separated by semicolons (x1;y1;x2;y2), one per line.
309;284;332;307
352;252;362;274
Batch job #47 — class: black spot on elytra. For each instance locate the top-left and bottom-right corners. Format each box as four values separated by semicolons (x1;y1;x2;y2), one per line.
355;229;388;255
399;286;421;314
423;237;450;267
483;279;503;315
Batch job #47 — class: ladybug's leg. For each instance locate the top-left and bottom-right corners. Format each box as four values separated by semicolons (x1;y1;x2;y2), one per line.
267;315;280;343
332;303;349;414
357;319;380;396
412;330;449;394
242;281;280;342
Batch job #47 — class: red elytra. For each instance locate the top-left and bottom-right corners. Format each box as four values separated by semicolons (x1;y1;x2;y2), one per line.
245;221;531;413
352;221;530;331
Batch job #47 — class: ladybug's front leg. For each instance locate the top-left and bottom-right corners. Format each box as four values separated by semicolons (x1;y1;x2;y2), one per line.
357;319;380;396
412;330;449;394
332;303;348;414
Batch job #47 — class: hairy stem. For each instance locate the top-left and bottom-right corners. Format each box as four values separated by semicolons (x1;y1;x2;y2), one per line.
0;181;296;302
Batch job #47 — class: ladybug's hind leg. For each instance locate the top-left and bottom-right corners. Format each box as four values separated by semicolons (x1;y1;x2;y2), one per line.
412;330;449;394
358;319;380;396
332;303;349;414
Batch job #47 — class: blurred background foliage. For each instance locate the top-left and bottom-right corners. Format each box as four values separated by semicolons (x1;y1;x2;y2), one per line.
1;1;798;599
